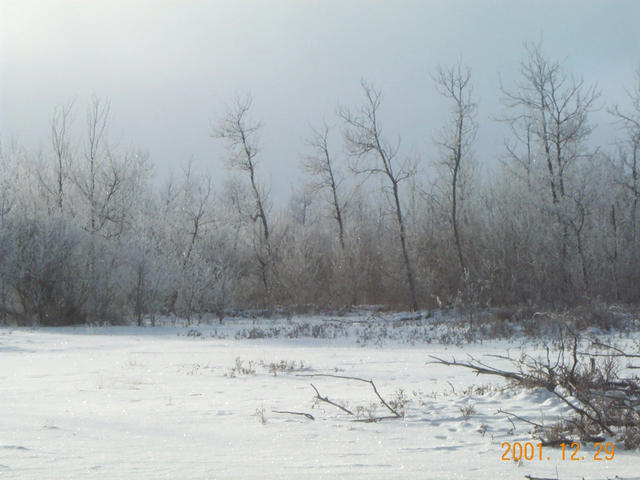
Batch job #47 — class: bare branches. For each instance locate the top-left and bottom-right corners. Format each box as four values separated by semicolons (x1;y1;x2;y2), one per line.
433;62;478;157
433;62;477;276
589;340;640;359
211;94;262;172
428;355;525;382
50;101;74;211
610;66;640;137
497;409;545;429
299;373;402;419
339;79;418;311
85;96;110;169
302;123;336;182
339;80;400;179
211;94;272;302
310;383;355;416
212;94;269;243
430;332;640;445
500;41;600;205
271;410;315;421
609;68;640;247
302;123;346;249
177;164;213;271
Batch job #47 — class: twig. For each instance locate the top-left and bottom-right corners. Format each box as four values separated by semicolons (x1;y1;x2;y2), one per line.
310;383;354;416
498;409;543;429
591;340;640;358
323;318;370;325
272;410;315;420
577;351;640;359
428;355;525;382
548;388;614;436
506;415;516;432
299;373;374;382
298;373;401;417
352;415;399;423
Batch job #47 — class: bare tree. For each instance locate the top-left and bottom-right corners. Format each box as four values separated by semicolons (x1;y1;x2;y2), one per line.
164;163;214;320
433;63;477;276
72;99;151;240
35;103;75;213
0;141;17;224
288;184;315;228
212;94;272;302
501;42;599;205
178;162;213;271
0;143;18;324
340;80;418;311
499;43;600;295
302;124;346;250
557;171;591;294
610;67;640;245
71;97;111;323
50;102;74;211
68;97;152;322
84;97;109;231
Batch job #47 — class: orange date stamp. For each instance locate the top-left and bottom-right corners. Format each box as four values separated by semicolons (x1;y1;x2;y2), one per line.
501;441;615;462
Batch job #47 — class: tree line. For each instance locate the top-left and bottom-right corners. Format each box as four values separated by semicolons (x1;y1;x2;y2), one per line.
1;43;638;326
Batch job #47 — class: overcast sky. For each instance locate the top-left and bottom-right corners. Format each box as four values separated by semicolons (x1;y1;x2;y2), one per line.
1;0;639;203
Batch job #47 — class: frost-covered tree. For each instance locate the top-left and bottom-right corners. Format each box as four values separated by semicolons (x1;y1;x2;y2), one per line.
212;95;273;304
433;62;477;278
501;42;600;205
340;80;419;311
499;42;600;297
302;124;346;250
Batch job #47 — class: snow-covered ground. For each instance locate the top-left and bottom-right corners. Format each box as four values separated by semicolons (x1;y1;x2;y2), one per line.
1;318;638;479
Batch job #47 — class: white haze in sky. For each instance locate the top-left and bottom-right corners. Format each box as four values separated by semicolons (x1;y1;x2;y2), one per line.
1;0;639;202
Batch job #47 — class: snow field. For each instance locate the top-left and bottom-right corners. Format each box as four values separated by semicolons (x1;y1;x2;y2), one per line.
1;325;639;479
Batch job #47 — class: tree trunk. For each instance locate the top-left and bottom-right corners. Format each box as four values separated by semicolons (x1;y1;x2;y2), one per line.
392;180;418;311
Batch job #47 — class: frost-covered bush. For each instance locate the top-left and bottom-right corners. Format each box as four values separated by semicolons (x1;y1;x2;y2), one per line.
2;53;640;325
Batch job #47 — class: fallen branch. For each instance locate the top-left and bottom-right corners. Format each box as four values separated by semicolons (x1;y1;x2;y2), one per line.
427;355;526;383
310;383;354;416
590;340;640;358
272;410;315;420
298;373;401;417
429;344;633;441
498;409;543;429
547;388;614;436
323;318;370;325
353;415;399;423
